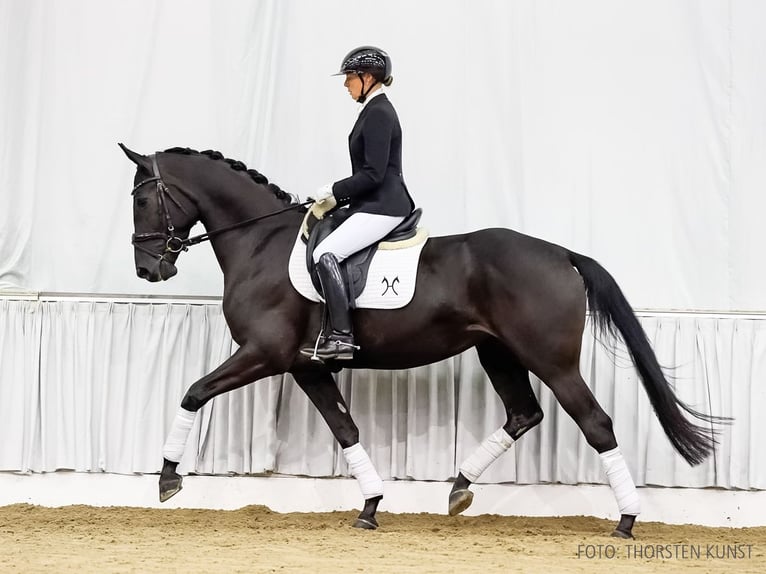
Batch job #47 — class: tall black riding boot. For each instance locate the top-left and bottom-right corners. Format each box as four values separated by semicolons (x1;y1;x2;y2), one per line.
301;253;358;361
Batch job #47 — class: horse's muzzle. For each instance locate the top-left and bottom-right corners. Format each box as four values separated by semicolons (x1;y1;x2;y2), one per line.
136;260;177;282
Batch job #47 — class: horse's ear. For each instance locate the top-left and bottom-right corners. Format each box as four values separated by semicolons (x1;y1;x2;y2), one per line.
118;143;150;169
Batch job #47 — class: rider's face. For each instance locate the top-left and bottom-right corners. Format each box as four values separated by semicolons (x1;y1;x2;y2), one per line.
344;72;372;101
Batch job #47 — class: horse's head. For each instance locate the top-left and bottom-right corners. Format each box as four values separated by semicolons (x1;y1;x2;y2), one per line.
119;144;198;282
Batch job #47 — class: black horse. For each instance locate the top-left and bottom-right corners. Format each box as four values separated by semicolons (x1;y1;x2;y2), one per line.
121;144;723;538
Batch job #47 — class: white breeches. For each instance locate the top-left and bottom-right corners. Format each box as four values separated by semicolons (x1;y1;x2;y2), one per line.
313;212;405;263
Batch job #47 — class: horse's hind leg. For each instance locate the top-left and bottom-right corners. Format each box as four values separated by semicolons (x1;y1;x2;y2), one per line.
542;366;639;538
450;339;544;516
292;368;383;530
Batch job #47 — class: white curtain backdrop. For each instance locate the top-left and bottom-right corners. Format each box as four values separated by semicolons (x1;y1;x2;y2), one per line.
2;1;765;491
1;0;765;309
1;298;763;489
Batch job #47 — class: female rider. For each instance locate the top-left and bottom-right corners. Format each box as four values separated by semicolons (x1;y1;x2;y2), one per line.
301;46;415;362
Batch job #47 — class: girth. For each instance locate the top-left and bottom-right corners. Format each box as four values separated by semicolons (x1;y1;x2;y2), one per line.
304;208;422;307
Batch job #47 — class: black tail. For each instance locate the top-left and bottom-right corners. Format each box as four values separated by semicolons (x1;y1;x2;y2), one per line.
569;251;728;466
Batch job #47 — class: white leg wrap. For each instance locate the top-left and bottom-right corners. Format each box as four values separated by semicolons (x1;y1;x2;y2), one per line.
343;443;384;499
599;446;641;516
459;427;514;482
162;407;196;463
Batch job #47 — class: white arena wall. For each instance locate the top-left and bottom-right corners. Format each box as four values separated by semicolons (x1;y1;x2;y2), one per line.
2;1;766;527
2;474;765;529
1;293;764;526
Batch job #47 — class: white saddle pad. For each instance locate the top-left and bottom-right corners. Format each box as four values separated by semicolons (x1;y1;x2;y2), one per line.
288;228;429;309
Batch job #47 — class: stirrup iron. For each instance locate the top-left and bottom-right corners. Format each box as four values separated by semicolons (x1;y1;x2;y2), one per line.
309;329;325;362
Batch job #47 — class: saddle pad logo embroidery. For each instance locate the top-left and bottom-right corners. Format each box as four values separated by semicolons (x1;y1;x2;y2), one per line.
288;231;428;309
381;276;399;296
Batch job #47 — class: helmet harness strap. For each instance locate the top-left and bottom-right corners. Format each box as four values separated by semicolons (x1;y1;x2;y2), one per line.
356;72;379;104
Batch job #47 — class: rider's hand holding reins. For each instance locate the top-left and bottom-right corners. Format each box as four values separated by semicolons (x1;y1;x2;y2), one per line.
308;183;334;204
306;183;337;219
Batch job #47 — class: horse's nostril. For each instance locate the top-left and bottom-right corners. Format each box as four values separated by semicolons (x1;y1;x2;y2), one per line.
136;267;150;279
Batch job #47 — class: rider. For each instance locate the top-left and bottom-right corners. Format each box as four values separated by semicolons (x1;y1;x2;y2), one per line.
301;46;415;362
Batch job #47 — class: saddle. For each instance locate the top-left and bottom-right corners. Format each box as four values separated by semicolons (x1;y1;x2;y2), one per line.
303;206;423;307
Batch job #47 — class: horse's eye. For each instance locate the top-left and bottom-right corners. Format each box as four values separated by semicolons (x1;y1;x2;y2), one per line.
136;197;148;208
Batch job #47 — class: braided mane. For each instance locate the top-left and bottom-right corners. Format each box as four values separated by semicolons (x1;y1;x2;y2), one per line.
163;147;298;206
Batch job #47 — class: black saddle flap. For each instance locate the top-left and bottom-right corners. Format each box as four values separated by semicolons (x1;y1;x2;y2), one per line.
304;208;350;290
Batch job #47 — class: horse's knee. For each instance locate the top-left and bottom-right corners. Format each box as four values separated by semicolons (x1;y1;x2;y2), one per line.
180;389;204;412
181;380;220;411
293;373;361;448
337;427;360;449
329;400;359;447
505;408;543;440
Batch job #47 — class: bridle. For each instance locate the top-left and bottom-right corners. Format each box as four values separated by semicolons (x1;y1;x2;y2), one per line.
131;153;312;261
131;154;191;261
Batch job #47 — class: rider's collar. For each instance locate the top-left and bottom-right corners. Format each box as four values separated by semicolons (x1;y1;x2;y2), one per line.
358;85;386;113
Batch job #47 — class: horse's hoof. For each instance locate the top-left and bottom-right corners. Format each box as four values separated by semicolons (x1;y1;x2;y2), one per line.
159;484;182;503
611;514;636;539
448;488;474;516
159;475;183;503
353;516;378;530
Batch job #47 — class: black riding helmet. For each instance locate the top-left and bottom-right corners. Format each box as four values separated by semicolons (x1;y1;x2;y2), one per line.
334;46;392;103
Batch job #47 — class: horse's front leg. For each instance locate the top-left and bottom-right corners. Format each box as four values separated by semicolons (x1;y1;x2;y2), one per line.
160;345;281;502
292;367;383;530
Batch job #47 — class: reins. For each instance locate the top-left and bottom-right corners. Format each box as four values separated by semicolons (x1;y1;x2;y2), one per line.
131;153;311;257
182;200;313;249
